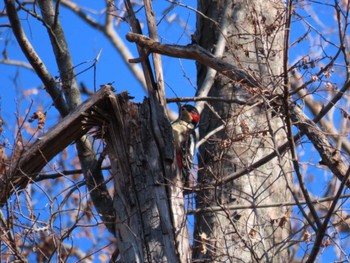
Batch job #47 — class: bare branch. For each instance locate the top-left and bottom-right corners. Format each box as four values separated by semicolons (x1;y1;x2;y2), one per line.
284;85;322;230
300;89;350;154
144;0;166;107
290;104;350;187
306;167;350;263
60;0;147;89
4;0;69;116
34;166;111;182
126;32;258;87
124;1;156;95
37;0;81;109
166;96;259;105
0;59;33;70
282;2;322;229
0;86;114;207
187;192;350;215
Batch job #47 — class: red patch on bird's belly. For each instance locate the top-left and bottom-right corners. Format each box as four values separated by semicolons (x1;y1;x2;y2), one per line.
176;152;183;170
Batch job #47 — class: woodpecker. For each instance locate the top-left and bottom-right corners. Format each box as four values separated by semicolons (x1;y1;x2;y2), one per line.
171;104;200;187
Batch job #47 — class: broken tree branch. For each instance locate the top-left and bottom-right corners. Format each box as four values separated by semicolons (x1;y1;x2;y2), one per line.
0;86;114;206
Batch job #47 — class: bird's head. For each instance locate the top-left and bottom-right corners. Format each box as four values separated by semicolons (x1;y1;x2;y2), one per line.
180;105;200;126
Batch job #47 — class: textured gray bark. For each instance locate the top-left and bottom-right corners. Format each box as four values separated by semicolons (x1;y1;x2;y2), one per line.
193;1;292;262
104;92;190;262
38;0;81;110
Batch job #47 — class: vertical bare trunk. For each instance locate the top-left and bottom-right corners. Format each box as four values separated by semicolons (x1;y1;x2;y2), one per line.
105;93;190;262
193;1;292;262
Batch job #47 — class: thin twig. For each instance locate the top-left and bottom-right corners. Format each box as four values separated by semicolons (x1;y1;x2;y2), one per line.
4;0;69;116
284;89;322;232
34;166;112;182
306;166;350;263
60;0;147;89
0;59;34;70
166;96;259;105
280;0;321;232
186;191;350;215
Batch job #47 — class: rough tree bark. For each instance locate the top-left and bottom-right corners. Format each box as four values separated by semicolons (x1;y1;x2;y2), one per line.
193;1;293;262
103;91;190;262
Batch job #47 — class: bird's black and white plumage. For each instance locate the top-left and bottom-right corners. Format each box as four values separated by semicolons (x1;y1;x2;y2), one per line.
171;105;200;187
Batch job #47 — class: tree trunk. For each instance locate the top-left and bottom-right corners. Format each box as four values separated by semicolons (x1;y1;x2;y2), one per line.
193;1;292;262
104;92;190;262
